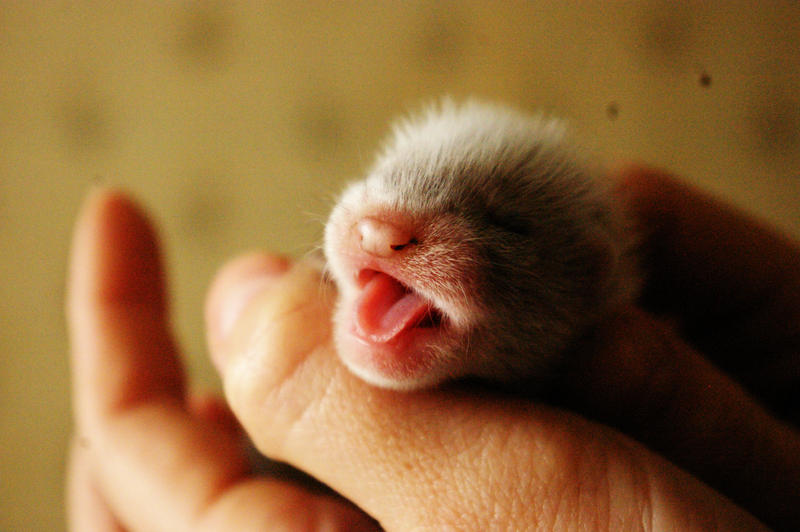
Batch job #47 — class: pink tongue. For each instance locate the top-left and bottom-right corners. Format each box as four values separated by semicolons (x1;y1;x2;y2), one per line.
354;272;431;343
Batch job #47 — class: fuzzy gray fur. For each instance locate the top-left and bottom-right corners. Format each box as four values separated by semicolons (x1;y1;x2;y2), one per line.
325;99;639;388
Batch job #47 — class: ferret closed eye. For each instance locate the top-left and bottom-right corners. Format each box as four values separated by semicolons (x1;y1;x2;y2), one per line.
324;100;639;391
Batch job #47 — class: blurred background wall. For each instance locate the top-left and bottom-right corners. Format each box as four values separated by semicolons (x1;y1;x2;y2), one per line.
1;2;798;530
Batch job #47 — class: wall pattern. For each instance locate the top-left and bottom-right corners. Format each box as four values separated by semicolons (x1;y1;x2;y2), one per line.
1;2;798;530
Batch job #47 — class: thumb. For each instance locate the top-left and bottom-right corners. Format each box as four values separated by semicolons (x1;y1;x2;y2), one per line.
206;254;766;531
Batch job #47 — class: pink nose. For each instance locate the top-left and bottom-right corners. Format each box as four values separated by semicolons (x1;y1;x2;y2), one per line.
357;217;416;257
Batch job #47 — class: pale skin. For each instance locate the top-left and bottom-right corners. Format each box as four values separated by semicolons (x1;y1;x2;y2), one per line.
66;167;800;531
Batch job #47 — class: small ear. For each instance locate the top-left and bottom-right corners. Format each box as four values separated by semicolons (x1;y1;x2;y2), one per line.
582;228;618;303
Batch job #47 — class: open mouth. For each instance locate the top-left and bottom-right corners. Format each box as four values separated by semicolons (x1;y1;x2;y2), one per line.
353;269;444;344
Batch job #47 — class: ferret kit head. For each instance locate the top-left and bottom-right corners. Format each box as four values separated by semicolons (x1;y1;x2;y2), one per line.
324;100;637;390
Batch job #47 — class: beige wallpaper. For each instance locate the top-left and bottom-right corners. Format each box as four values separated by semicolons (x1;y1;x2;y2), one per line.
1;2;798;530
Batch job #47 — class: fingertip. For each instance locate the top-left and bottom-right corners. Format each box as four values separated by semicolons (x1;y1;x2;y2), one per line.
76;186;152;245
205;252;292;370
212;258;340;453
69;186;165;310
611;164;684;221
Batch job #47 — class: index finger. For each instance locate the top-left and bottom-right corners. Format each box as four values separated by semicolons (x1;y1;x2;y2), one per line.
66;189;377;532
617;166;800;416
66;188;185;424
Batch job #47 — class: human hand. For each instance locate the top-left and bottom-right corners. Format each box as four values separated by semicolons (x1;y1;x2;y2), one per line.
66;190;378;531
203;168;799;530
66;166;800;531
560;167;800;527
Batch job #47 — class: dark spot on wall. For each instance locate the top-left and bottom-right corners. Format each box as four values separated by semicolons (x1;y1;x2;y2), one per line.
175;2;230;68
699;70;712;87
57;91;112;152
606;101;619;120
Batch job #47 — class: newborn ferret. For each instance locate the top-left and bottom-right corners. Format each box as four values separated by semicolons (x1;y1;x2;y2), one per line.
324;100;638;390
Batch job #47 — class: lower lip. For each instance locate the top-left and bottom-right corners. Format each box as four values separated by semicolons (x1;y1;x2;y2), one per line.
341;306;448;381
